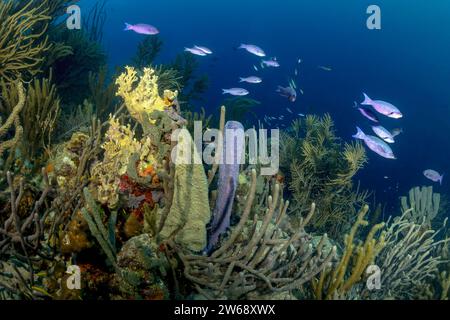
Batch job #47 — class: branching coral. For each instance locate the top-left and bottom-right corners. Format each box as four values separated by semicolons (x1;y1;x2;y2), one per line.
0;0;52;81
282;115;369;238
400;186;440;229
168;170;336;299
0;81;24;157
311;205;386;300
366;209;447;299
116;66;178;124
0;75;61;162
132;36;164;69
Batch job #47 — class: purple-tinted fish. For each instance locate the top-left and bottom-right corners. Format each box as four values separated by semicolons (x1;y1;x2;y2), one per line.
239;76;262;84
238;44;266;57
424;169;444;185
124;23;159;35
353;127;396;159
222;88;249;96
194;45;213;55
362;93;403;119
262;59;280;68
357;104;380;123
185;47;207;56
372;125;395;144
277;86;297;102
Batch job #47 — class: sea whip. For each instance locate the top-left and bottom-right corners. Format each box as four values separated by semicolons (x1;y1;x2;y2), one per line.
206;121;245;253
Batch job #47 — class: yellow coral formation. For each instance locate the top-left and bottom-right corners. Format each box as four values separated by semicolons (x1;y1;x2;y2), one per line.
312;205;386;300
90;116;158;207
115;66;178;124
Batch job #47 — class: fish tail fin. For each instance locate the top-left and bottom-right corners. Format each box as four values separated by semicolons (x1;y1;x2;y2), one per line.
362;93;373;105
222;89;229;95
239;78;244;83
440;174;444;185
352;126;365;140
124;23;133;31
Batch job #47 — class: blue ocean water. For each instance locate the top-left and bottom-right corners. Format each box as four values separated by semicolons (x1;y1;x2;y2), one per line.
81;0;450;210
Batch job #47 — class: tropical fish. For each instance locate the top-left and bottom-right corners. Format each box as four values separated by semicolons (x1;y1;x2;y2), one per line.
194;45;213;55
300;89;304;95
353;127;396;159
238;44;266;57
298;58;302;64
361;93;403;119
277;86;297;102
298;113;305;117
262;59;280;68
423;169;444;185
222;88;249;96
318;65;332;71
124;23;159;35
391;128;403;138
185;47;207;56
253;65;259;71
239;76;262;84
286;107;293;114
357;105;380;123
372;125;395;144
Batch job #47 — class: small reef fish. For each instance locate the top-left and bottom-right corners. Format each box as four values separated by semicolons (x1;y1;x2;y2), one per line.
423;169;444;185
194;45;213;55
262;59;280;68
185;47;208;56
300;89;304;95
253;65;259;71
222;88;249;96
286;107;293;114
318;65;332;71
289;79;297;89
391;128;403;138
362;93;403;119
277;85;297;102
124;23;159;35
238;44;266;57
353;127;396;159
298;113;305;117
372;125;395;144
357;103;380;123
239;76;262;84
298;58;302;64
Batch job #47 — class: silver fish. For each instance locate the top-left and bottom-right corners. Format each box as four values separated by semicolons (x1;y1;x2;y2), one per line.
185;47;207;56
222;88;249;96
238;44;266;57
362;93;403;119
239;76;262;84
353;127;396;159
424;169;444;185
194;45;213;54
372;125;395;144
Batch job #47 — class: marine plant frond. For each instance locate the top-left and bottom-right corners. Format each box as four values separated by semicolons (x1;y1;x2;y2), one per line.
0;0;52;81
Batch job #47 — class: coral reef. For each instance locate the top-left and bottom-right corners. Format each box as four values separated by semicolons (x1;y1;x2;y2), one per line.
281;115;369;238
0;1;449;301
0;0;51;81
401;185;440;229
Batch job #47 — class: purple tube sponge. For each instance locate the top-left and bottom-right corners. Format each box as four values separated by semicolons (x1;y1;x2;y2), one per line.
206;121;245;252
